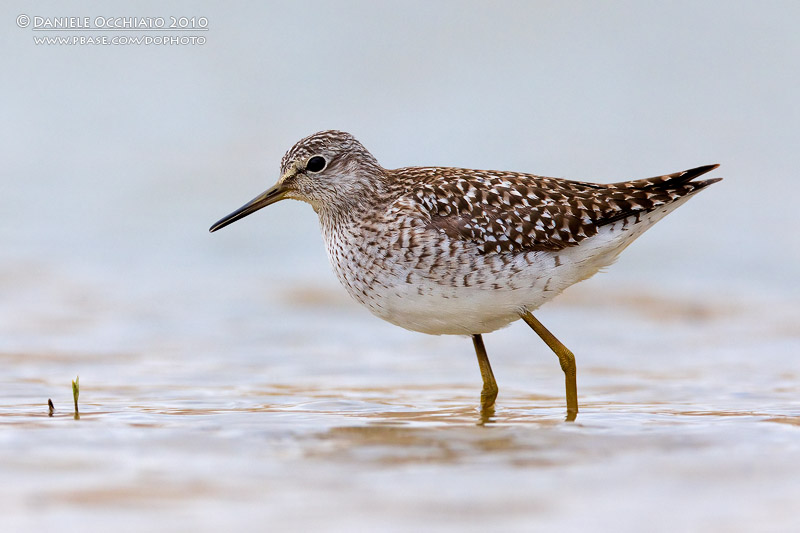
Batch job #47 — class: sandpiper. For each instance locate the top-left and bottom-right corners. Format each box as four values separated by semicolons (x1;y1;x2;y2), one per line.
210;130;721;420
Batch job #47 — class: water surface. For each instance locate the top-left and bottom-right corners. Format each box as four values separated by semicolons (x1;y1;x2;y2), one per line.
2;283;798;532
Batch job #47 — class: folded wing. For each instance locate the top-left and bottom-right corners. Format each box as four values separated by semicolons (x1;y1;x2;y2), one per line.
399;164;721;254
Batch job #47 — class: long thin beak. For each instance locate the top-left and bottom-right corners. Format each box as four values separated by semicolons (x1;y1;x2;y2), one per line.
209;182;289;232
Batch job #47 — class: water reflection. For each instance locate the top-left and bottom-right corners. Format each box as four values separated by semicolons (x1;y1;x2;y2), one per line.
2;375;799;532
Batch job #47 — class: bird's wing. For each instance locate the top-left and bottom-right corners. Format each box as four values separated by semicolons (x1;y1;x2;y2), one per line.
391;165;720;255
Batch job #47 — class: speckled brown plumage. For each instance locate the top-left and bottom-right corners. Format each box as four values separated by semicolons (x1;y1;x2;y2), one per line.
223;129;722;335
210;130;722;418
391;164;720;255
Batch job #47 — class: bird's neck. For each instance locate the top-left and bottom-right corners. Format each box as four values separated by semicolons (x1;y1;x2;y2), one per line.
315;169;392;231
317;193;389;234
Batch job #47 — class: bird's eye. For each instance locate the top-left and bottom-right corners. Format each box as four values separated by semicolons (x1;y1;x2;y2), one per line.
306;155;326;173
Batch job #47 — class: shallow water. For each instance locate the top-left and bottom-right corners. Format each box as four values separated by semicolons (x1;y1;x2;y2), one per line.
2;282;799;532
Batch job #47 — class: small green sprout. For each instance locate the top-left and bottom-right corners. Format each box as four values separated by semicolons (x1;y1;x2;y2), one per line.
72;376;80;420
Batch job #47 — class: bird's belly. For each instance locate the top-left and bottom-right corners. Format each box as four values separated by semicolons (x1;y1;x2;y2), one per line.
324;205;677;335
331;249;564;335
366;282;533;335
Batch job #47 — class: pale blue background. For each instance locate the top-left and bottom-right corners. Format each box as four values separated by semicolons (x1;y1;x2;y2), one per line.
3;1;798;305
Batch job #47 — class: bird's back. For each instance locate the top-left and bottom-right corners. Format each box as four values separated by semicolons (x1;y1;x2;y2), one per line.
386;163;721;255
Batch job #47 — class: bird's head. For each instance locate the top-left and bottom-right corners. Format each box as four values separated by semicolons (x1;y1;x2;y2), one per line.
209;130;384;232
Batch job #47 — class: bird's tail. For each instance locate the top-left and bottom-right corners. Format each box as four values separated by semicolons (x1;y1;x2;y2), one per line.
611;164;722;192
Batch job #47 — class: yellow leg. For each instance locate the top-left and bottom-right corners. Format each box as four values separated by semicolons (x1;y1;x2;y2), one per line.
472;334;498;416
519;310;579;421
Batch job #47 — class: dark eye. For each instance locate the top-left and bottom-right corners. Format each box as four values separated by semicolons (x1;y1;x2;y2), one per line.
306;155;326;173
